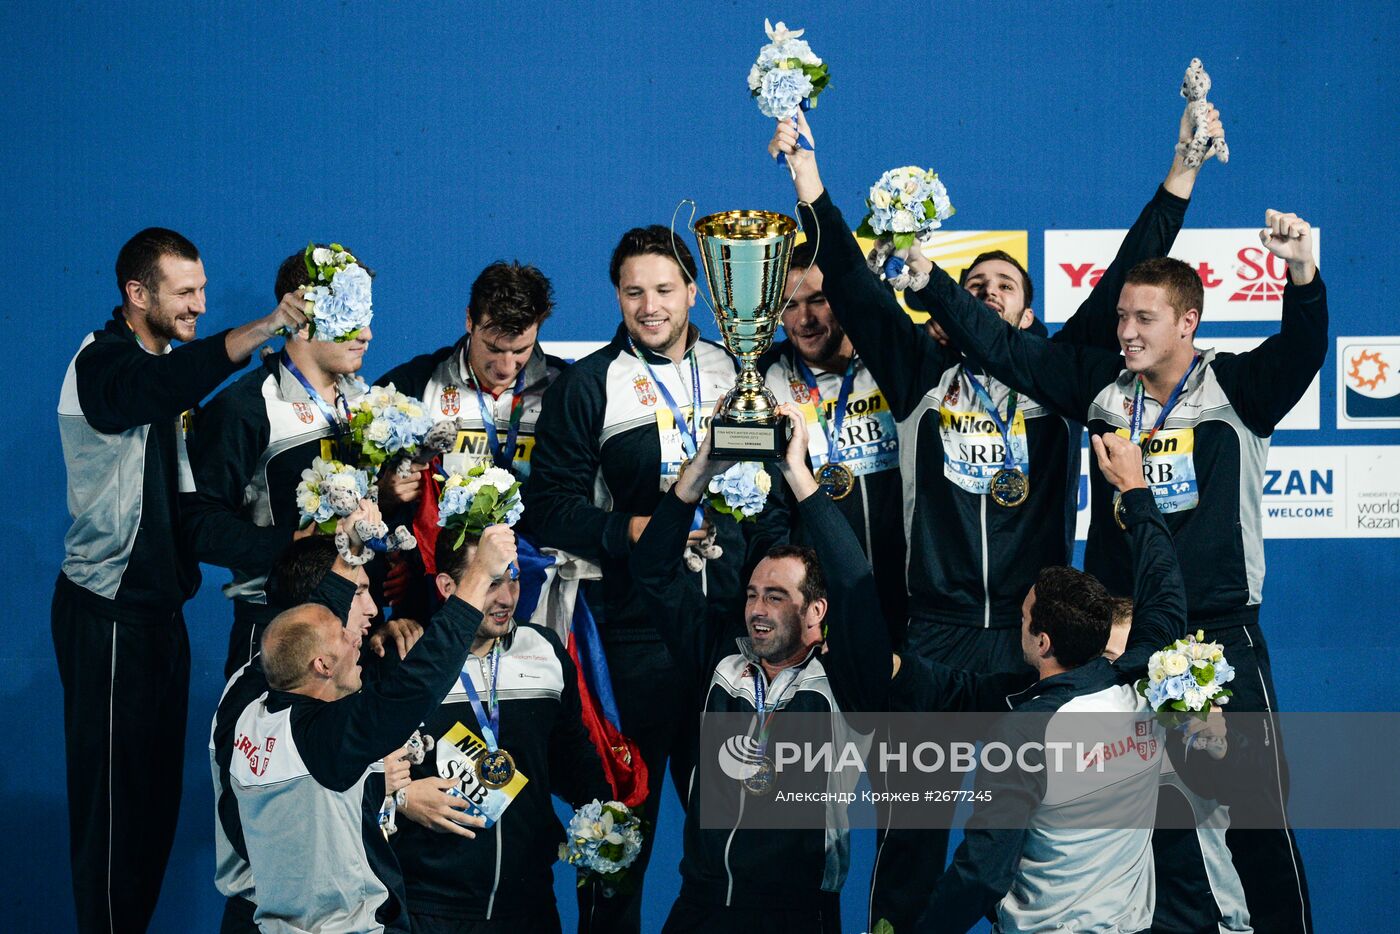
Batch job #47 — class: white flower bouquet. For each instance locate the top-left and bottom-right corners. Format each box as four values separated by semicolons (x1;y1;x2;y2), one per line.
296;456;370;533
748;19;829;120
1136;630;1236;725
558;799;644;896
295;455;417;561
437;463;524;550
301;242;373;342
857;166;956;291
346;384;444;472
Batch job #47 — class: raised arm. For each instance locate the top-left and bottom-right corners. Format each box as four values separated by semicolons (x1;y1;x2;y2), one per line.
1210;211;1327;436
1052;102;1222;348
769;114;955;419
296;527;517;790
774;406;891;712
631;486;713;691
1092;433;1187;677
74;328;244;434
522;364;633;562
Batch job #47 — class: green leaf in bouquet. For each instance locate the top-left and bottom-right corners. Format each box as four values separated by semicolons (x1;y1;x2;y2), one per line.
892;232;915;251
923;198;937;216
303;241;316;279
317;518;339;535
1170;700;1188;712
856;218;877;239
1193;664;1215;686
873;920;895;934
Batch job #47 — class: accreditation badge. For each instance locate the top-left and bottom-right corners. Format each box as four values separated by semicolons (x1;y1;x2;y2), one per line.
1114;427;1199;514
940;405;1031;495
818;387;899;478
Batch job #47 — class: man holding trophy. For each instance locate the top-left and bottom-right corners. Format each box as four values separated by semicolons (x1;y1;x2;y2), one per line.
524;224;789;931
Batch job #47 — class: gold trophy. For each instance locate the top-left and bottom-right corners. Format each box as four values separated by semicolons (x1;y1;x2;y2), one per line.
672;202;809;460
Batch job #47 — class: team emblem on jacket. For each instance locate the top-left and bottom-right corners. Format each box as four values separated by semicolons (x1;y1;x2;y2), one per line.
789;380;808;403
943;380;960;406
1122;397;1135;418
292;402;315;425
633;375;658;407
440;385;461;416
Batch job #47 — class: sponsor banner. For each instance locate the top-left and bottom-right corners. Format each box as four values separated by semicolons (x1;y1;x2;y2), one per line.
1336;337;1400;429
1074;444;1400;539
1199;335;1321;430
1044;227;1321;323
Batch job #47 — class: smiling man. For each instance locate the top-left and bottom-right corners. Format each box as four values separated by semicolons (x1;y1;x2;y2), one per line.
380;524;611;933
760;241;909;641
230;525;514;934
53;227;310;932
184;246;375;678
525;225;788;933
632;405;889;932
906;211;1326;934
770;106;1224;929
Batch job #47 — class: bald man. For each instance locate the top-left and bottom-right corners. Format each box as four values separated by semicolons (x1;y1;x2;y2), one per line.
229;525;516;934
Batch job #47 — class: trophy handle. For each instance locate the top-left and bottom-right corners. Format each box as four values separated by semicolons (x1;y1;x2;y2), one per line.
669;199;719;319
784;199;820;314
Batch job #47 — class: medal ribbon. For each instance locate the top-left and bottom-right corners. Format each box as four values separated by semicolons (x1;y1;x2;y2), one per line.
458;643;502;753
1130;355;1199;449
792;353;858;466
628;337;704;531
282;352;350;438
627;336;702;458
751;667;798;759
961;367;1020;472
468;363;527;470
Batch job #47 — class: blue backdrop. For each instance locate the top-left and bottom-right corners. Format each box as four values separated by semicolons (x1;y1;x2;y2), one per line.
5;1;1397;930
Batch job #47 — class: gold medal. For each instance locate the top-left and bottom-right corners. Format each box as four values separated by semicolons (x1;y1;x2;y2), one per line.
816;462;855;501
741;755;776;796
990;467;1029;508
477;748;517;788
1112;493;1128;530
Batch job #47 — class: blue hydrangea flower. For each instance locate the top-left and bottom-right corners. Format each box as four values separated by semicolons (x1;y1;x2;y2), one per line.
758;68;813;119
708;462;770;518
312;264;374;342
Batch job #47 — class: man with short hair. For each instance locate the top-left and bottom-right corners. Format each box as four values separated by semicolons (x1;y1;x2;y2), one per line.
760;240;908;640
906;432;1186;933
381;525;612;933
184;246;376;677
230;524;517;933
770;104;1224;929
525;225;787;932
55;226;308;932
633;406;889;932
210;505;383;933
376;260;566;596
902;212;1325;931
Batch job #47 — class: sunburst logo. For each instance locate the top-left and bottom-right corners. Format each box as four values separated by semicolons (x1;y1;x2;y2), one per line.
1348;349;1390;392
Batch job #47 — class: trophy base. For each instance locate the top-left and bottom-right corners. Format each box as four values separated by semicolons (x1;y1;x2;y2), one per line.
710;415;790;461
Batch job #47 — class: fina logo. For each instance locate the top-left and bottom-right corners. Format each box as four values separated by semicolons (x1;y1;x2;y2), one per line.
716;734;768;782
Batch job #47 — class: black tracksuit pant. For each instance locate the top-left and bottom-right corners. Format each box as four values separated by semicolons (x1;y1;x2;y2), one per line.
1212;621;1314;934
52;574;190;933
869;619;1031;932
576;632;696;934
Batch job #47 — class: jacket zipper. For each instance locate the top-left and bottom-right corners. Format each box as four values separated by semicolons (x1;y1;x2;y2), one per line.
486;817;503;917
980;495;991;628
